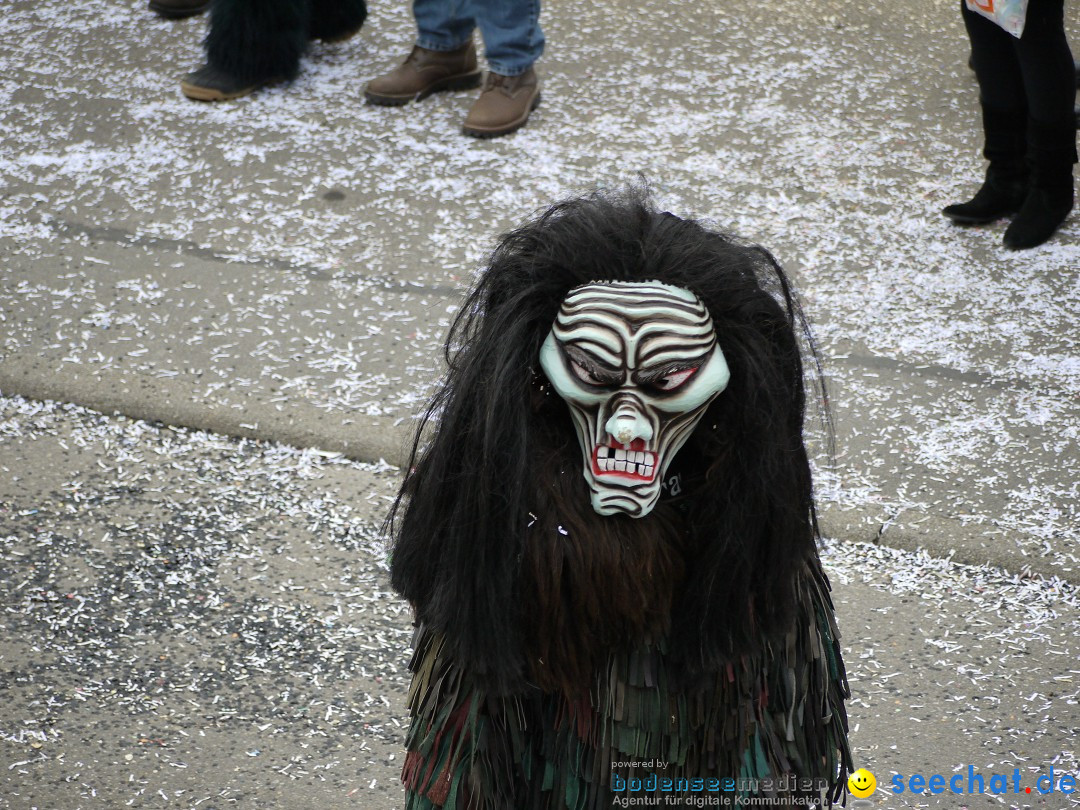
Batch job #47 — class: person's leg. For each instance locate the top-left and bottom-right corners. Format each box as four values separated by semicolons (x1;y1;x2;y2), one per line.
458;0;543;137
943;2;1029;223
1003;0;1076;247
1013;0;1074;123
414;0;477;53
473;0;543;76
965;1;1025;111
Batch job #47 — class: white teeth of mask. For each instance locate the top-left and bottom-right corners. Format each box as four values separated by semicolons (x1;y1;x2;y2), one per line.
596;447;655;474
538;281;731;518
598;458;649;475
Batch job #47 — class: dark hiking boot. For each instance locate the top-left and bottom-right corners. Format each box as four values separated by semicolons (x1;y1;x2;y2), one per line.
180;64;282;100
149;0;210;18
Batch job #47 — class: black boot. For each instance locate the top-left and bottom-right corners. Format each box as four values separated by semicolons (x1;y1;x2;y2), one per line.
182;0;309;101
1003;118;1077;249
943;105;1028;224
149;0;211;18
309;0;367;43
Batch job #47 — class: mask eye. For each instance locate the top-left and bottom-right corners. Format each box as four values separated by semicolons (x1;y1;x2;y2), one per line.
571;360;604;386
652;367;698;391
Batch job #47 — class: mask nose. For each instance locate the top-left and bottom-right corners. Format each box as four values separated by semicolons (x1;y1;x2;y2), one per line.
604;400;654;446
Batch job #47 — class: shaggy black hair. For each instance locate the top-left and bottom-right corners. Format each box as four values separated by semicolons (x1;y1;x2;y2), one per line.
388;188;829;695
205;0;367;83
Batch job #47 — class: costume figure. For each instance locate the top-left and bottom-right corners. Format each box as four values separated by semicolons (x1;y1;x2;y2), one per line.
180;0;367;100
388;190;852;809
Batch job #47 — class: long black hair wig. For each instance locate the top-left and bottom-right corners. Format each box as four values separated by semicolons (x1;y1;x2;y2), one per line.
387;188;829;696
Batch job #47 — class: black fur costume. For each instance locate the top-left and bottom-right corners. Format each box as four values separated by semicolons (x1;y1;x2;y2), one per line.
202;0;366;85
388;190;852;809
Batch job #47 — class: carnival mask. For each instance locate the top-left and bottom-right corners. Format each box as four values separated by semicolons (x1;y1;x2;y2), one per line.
539;281;730;518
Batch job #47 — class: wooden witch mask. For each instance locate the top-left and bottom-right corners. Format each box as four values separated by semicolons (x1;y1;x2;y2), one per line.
539;280;730;518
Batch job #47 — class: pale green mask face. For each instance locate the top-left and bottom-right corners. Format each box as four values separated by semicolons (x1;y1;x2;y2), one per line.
539;281;730;518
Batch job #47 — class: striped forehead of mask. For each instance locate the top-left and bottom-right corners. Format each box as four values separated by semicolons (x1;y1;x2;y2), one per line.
552;281;716;368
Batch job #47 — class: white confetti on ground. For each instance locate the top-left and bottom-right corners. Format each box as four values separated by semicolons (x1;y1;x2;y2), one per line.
2;0;1076;577
0;394;1076;807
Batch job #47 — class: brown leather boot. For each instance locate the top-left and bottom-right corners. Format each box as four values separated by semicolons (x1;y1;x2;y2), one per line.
365;43;482;106
462;68;540;138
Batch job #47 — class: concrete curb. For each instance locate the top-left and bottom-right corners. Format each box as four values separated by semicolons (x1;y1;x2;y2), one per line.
0;361;413;468
818;508;1077;585
3;367;1076;586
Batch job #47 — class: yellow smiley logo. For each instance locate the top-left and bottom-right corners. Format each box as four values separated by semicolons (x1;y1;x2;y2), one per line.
848;768;877;798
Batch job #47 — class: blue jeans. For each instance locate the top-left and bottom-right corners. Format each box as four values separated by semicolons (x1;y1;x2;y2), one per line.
414;0;544;76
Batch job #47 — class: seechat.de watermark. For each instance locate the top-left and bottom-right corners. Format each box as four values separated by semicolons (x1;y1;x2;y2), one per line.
891;765;1078;796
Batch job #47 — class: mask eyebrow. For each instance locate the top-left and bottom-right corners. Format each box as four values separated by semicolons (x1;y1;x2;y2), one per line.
551;317;625;367
636;330;716;367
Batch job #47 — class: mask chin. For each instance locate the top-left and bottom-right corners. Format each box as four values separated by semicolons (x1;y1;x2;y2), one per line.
585;442;665;517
